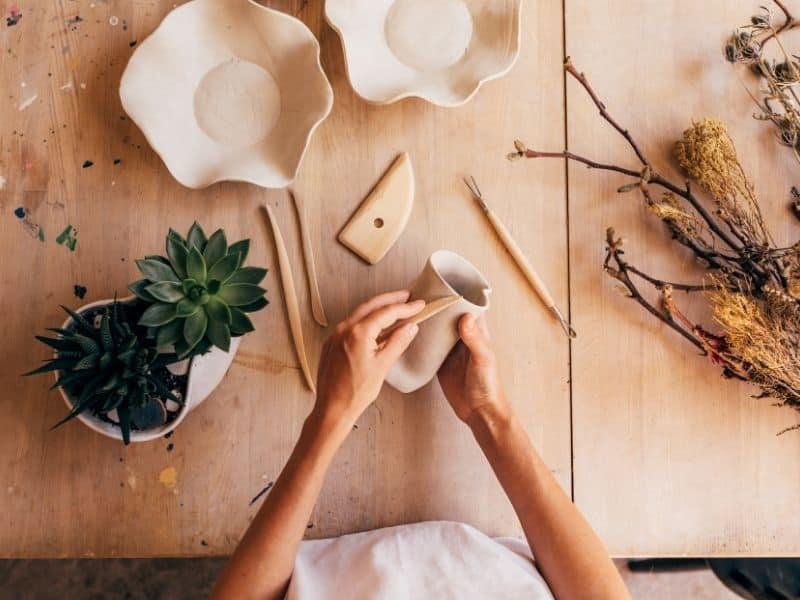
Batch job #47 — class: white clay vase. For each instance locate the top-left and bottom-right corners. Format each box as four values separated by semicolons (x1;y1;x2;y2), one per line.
386;250;491;393
56;297;240;443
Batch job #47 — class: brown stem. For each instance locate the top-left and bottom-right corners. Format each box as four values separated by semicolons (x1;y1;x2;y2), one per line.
564;57;648;166
604;232;706;352
625;265;712;292
524;149;641;178
758;0;798;46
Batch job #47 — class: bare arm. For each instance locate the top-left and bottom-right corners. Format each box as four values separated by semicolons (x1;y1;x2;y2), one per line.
439;315;629;600
212;291;424;600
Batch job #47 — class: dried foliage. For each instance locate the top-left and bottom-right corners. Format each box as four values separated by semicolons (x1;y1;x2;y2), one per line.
726;1;800;163
512;58;800;432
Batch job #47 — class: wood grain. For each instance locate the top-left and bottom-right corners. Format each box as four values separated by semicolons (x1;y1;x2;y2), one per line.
0;0;569;557
566;0;800;556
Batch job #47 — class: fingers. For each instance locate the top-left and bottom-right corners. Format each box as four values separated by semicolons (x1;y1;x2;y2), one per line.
379;322;419;364
458;314;494;365
345;290;410;325
361;299;425;339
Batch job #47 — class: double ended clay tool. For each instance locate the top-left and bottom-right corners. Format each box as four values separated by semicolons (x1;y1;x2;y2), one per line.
263;203;317;394
463;176;577;339
290;190;329;327
377;294;461;344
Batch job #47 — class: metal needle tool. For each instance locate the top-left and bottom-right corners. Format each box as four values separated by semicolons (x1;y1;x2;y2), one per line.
463;176;577;339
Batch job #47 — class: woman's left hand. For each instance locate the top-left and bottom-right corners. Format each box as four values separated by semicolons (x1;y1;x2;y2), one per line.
313;290;424;429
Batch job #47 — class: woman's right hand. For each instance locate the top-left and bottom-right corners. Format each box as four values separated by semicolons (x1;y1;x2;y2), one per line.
437;314;511;426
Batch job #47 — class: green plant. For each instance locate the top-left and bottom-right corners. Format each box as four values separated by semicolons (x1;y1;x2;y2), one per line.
129;223;268;358
26;301;181;444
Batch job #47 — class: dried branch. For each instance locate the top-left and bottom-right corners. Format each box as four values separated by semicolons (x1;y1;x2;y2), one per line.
512;57;800;427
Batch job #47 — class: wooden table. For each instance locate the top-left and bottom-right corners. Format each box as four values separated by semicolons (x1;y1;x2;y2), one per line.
0;0;797;558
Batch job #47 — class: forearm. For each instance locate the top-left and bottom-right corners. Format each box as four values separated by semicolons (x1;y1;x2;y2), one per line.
469;405;629;600
212;412;350;600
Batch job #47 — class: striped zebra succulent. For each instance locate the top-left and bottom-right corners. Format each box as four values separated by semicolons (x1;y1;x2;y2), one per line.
26;300;181;444
130;223;268;358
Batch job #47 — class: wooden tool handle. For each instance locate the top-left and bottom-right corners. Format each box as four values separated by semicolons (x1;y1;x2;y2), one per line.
264;204;317;395
377;295;461;343
488;211;556;308
291;190;329;327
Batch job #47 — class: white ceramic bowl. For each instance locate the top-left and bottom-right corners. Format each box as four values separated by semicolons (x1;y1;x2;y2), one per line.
326;0;522;106
120;0;333;189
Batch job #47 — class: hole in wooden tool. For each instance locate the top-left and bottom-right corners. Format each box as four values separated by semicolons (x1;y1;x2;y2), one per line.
373;218;385;228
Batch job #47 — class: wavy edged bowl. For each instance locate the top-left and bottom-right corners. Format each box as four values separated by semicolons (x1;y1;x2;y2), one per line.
325;0;522;107
120;0;333;189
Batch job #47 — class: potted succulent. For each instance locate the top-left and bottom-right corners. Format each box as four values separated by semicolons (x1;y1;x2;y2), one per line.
26;223;268;444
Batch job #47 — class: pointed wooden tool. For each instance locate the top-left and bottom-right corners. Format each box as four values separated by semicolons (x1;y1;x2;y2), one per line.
263;204;317;395
290;189;328;327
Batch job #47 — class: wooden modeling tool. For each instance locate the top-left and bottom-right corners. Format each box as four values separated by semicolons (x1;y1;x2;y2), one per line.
338;153;414;264
290;190;328;327
463;176;577;339
377;294;461;344
263;204;317;394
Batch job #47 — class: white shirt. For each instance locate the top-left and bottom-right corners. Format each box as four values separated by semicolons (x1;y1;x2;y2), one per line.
286;521;554;599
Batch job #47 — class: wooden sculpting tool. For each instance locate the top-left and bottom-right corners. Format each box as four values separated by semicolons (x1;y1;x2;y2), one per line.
263;204;317;394
290;190;329;327
377;294;461;343
338;153;415;265
463;176;577;339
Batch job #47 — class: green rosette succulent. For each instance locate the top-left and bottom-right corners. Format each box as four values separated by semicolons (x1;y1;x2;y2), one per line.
26;301;181;445
129;223;268;358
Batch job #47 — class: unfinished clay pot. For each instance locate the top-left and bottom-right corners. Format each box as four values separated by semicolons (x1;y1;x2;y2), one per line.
386;250;491;393
325;0;522;106
119;0;333;189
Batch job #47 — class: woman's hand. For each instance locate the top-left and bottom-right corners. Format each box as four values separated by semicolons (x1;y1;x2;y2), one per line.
438;314;510;426
314;290;424;428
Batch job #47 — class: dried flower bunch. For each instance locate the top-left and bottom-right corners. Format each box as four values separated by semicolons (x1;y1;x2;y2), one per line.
726;1;800;163
511;58;800;432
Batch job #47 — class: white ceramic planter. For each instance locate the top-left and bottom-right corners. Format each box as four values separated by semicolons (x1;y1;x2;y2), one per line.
57;297;240;443
326;0;523;106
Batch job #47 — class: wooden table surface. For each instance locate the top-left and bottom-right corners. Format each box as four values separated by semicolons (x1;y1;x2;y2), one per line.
0;0;797;558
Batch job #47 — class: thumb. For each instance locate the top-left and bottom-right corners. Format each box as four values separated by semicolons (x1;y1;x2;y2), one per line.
458;314;493;365
379;322;419;365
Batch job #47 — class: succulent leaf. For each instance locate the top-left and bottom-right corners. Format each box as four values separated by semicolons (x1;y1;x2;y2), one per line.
136;258;180;283
100;313;113;351
203;229;228;268
238;297;269;313
219;284;267;307
118;404;131;445
207;253;241;283
227;266;268;285
167;237;189;279
183;309;208;352
139;302;179;327
227;239;250;263
60;305;95;336
156;319;184;349
206;319;231;352
176;298;199;318
187;222;207;250
146;281;186;303
186;247;207;284
230;308;255;335
205;297;232;324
